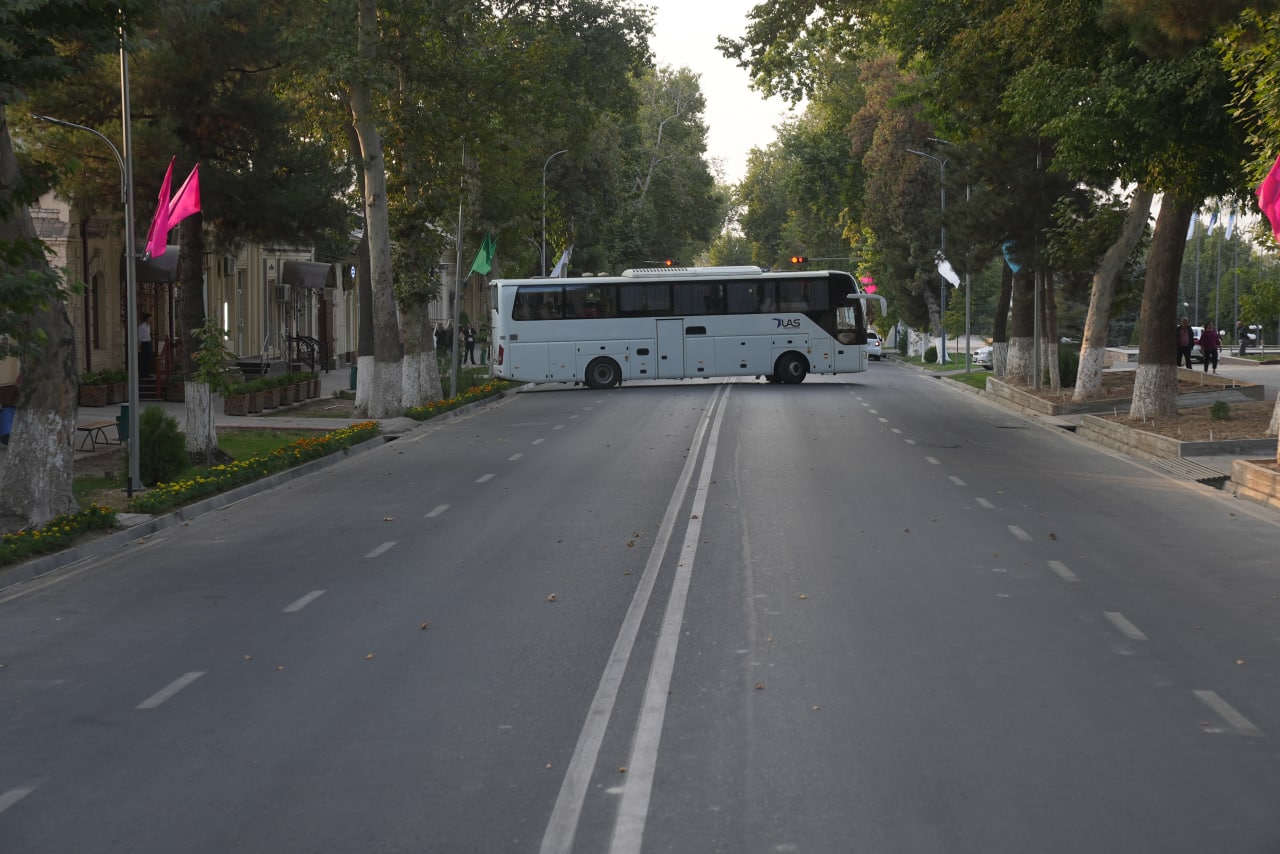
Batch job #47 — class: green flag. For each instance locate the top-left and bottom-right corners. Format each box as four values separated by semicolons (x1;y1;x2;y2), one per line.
469;232;497;276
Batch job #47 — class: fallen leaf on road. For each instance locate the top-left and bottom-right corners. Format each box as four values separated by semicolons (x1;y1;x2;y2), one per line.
365;653;376;660
798;594;807;600
420;622;430;630
243;655;253;661
755;683;765;690
547;594;558;602
383;517;395;522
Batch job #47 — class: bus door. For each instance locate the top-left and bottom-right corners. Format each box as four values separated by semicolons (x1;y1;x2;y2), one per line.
657;318;685;378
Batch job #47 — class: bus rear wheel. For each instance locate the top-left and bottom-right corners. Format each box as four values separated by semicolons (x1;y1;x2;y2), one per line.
775;353;808;384
585;357;621;389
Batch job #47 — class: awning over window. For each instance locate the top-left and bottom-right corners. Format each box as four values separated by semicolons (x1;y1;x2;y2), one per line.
282;260;334;289
125;248;180;283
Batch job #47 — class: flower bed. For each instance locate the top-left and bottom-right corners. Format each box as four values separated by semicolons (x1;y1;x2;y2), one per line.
0;505;117;567
128;421;380;515
405;380;512;420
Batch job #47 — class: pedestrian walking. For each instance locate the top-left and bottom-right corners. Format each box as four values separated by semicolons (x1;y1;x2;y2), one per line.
139;313;153;378
1199;320;1221;373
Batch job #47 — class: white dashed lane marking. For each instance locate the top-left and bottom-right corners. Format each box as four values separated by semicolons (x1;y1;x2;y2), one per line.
1008;525;1032;542
365;541;397;559
1047;560;1081;582
476;473;495;483
136;671;205;710
949;476;966;486
425;504;450;518
283;590;326;613
975;498;994;509
1104;611;1148;641
0;785;36;815
1194;690;1263;737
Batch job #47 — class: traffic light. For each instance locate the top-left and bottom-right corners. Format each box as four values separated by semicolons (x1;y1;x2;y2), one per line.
790;254;808;265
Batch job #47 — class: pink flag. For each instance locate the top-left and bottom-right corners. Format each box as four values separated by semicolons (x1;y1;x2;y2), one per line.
1257;154;1280;241
167;163;201;225
143;156;175;259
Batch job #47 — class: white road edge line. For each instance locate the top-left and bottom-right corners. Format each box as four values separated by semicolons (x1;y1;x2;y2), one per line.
539;385;727;854
365;541;397;559
1194;690;1263;737
1103;611;1148;640
610;381;730;854
136;671;205;710
283;590;326;613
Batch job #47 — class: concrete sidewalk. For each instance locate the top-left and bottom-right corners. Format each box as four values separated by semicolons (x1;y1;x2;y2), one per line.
57;367;442;469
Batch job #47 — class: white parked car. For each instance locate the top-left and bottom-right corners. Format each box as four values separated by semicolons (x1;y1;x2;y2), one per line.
973;345;993;369
866;330;883;361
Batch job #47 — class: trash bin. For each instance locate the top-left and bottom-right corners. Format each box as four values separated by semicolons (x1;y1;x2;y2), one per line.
349;363;357;390
0;405;14;445
116;404;129;442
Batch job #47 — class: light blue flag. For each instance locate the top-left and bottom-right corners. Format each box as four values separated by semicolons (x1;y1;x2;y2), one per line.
1002;241;1021;273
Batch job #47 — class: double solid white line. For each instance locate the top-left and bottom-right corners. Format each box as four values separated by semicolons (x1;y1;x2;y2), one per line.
540;385;730;854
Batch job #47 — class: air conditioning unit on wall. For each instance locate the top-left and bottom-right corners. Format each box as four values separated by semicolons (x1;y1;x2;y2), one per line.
276;284;292;302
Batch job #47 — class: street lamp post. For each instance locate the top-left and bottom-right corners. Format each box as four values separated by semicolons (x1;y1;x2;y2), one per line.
907;147;948;363
34;107;143;495
542;149;568;277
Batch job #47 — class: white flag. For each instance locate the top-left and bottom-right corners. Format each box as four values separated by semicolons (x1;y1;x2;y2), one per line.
549;245;572;278
1226;211;1237;240
935;255;961;287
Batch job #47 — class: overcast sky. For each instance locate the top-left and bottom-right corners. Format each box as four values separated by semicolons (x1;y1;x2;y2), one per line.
646;0;797;185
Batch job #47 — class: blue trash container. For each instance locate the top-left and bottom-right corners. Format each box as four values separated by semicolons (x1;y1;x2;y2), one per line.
0;405;14;445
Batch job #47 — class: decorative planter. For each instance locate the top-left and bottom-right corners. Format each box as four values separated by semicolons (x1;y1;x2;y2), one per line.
223;393;250;416
278;383;294;405
109;382;125;405
247;390;264;414
79;384;110;407
308;378;320;399
1232;459;1280;511
261;387;278;409
293;383;307;403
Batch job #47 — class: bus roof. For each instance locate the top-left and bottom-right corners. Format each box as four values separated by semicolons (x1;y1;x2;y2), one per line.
491;267;855;286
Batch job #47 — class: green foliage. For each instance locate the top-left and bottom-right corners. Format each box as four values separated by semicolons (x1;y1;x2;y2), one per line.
1210;400;1231;421
137;405;187;487
925;344;938;363
189;317;236;394
1059;347;1080;387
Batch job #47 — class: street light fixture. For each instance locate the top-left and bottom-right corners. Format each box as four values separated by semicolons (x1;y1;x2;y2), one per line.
906;147;948;364
542;149;568;277
34;104;143;495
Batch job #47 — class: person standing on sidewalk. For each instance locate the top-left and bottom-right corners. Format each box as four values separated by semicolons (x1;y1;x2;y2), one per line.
1176;317;1194;369
139;313;153;378
1199;319;1222;373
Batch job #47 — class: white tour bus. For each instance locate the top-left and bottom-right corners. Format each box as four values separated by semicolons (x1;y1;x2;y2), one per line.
488;265;885;389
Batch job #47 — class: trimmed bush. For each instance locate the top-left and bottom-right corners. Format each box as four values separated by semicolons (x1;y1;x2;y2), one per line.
138;406;187;486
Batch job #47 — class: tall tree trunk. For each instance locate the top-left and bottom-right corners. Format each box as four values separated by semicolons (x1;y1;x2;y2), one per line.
1074;186;1154;401
1042;270;1061;392
1005;270;1036;384
992;264;1012;377
401;302;443;407
0;108;78;529
178;214;218;458
1130;195;1195;419
348;0;403;419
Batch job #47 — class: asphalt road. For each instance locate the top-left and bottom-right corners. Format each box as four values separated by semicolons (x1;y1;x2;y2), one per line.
2;364;1279;853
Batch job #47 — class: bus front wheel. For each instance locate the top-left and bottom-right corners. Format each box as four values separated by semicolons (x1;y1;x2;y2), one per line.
775;353;808;384
585;358;621;389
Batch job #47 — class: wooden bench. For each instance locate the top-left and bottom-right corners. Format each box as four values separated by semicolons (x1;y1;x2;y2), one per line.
76;419;119;451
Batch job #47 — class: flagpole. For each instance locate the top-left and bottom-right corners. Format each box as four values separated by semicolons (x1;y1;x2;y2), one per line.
452;144;464;397
119;32;143;495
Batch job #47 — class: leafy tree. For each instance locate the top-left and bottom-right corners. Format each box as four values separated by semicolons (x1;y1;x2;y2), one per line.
1;0;145;529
